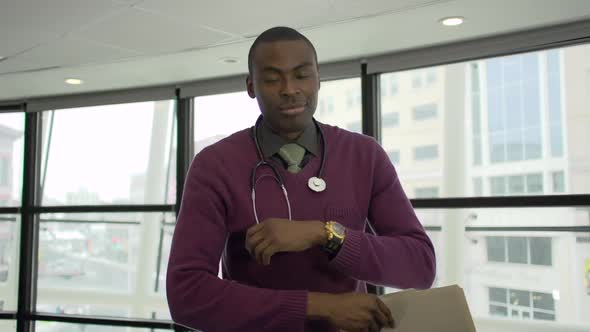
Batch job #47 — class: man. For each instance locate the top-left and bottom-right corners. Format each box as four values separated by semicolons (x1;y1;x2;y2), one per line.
167;27;435;332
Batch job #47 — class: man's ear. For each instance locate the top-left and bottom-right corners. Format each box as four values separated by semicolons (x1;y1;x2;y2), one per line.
246;75;255;98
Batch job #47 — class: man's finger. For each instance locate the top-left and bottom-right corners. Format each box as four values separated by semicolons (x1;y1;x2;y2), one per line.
261;245;277;265
371;303;389;329
254;239;273;264
246;223;265;238
376;298;394;328
245;232;265;255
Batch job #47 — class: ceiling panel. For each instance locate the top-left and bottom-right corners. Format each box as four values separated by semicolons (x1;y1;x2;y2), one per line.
12;37;142;70
73;7;235;54
137;0;332;37
0;0;127;35
0;29;56;59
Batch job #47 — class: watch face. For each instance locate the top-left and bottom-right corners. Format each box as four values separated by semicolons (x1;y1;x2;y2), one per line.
332;222;345;237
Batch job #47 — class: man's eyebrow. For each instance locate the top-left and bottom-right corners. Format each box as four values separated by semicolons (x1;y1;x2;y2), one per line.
260;62;315;74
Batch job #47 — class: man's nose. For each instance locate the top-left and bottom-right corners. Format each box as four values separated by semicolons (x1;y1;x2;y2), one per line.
280;78;300;97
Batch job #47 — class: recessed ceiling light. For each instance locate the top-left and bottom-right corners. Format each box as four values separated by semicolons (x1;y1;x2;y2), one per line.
65;78;84;85
440;16;465;26
219;57;239;64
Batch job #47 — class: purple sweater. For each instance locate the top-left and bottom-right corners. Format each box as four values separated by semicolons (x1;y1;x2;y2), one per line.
167;124;435;332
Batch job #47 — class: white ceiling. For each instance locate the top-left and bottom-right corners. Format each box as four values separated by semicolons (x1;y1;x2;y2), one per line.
1;0;590;101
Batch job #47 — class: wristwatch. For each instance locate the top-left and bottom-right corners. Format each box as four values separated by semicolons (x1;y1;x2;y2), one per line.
321;221;346;257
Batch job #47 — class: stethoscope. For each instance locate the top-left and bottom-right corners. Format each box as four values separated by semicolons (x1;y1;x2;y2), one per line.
251;117;327;224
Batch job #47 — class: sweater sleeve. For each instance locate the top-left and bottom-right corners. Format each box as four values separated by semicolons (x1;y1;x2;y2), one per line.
328;141;436;289
166;148;308;332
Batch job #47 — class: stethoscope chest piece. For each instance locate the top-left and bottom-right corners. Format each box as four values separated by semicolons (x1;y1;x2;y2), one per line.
308;176;326;193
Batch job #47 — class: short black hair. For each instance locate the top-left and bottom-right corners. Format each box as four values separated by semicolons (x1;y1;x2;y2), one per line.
247;26;318;75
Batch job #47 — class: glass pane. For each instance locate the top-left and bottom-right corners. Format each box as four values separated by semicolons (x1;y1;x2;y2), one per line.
0;113;24;206
0;214;19;311
413;145;438;160
533;311;556;321
41;101;176;205
489;304;508;317
529;237;552;266
552;171;566;193
35;322;172;332
414;187;439;198
0;321;15;331
533;291;555;311
489;287;507;303
194;91;260;154
509;289;531;306
412;103;437;120
486;236;506;262
314;78;362;133
507;237;528;264
37;212;174;320
378;43;590;197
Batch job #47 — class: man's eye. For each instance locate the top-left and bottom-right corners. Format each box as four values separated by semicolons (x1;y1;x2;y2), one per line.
296;72;310;79
264;77;280;83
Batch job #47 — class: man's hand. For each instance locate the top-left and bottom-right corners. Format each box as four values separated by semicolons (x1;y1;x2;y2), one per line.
307;292;395;332
245;218;326;265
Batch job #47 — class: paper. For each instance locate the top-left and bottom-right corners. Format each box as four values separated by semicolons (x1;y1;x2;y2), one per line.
378;285;477;332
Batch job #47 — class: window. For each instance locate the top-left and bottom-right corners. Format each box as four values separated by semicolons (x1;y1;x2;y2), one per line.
426;70;437;84
415;187;439;198
473;177;483;196
0;215;19;312
0;113;24;206
36;212;175;320
380;44;589;199
412;74;423;89
346;120;362;133
488;287;555;321
315;78;362;133
486;53;543;163
387;150;400;164
412;103;438;120
42;101;177;205
552;171;565;192
486;236;552;266
489;173;544;195
486;236;506;262
414;145;438;160
382;112;399;127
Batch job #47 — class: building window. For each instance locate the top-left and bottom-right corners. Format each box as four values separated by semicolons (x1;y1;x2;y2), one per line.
382;112;399;127
489;173;544;195
413;145;438;161
387;150;400;164
390;77;399;96
473;177;483;196
426;70;437;85
486;236;552;266
412;103;438;121
486;54;543;164
488;287;555;321
412;74;423;89
415;187;439;198
551;171;565;193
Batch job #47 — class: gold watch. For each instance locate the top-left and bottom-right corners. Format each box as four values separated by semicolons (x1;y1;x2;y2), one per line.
321;221;346;256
